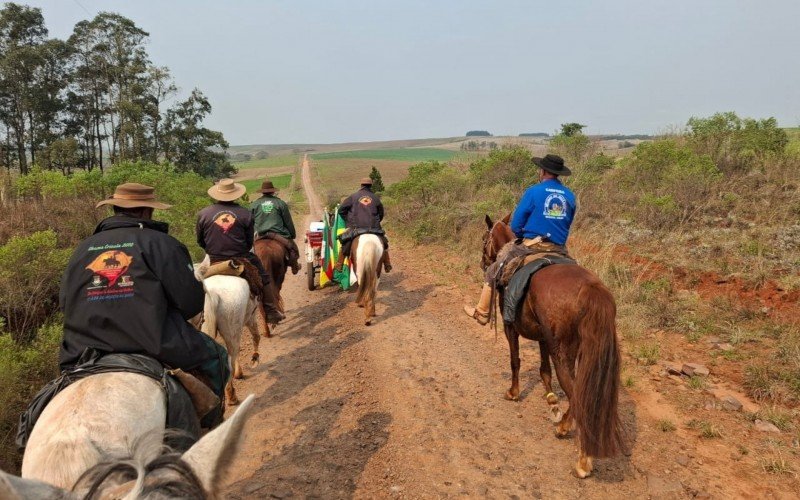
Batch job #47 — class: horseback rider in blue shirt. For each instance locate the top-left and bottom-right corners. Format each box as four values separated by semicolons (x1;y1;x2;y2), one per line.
464;154;576;325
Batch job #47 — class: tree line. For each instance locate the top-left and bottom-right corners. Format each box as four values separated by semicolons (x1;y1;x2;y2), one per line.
0;3;233;177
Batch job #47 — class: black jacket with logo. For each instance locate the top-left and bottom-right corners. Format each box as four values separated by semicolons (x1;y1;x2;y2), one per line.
59;216;209;371
196;202;254;259
338;187;384;231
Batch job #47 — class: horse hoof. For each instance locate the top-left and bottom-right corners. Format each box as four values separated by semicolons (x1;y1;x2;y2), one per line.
575;458;593;478
227;398;240;406
505;390;519;401
549;405;563;423
555;427;570;439
251;354;260;368
365;319;371;326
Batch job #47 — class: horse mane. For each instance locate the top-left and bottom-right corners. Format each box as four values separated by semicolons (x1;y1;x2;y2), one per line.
74;433;206;499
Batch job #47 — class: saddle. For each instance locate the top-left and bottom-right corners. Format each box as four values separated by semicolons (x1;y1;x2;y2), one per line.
205;258;262;297
501;254;577;324
16;349;210;452
338;228;386;245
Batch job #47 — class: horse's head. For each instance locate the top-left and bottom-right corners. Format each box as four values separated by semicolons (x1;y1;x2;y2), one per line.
481;213;514;271
2;395;257;500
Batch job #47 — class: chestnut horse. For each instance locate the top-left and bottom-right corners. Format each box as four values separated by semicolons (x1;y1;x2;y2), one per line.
254;238;288;315
482;214;623;478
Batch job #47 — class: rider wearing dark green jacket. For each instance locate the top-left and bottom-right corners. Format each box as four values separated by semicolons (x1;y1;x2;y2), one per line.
249;179;301;274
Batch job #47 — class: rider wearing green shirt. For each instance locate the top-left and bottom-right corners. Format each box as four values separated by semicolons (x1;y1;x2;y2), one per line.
249;179;301;274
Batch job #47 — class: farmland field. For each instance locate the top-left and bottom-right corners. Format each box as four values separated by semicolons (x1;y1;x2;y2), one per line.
242;173;292;201
233;154;299;170
311;147;457;162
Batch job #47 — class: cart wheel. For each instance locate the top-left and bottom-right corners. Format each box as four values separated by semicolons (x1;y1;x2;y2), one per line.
306;261;316;291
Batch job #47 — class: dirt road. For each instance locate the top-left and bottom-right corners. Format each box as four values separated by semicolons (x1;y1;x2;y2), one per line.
222;158;793;498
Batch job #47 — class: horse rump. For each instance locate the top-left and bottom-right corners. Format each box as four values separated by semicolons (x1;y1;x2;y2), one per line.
572;281;625;458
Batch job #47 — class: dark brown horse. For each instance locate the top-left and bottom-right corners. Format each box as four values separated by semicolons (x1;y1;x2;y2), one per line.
254;238;288;324
482;214;624;478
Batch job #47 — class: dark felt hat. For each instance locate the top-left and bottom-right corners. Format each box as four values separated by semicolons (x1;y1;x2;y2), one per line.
533;154;572;176
258;179;278;194
360;177;373;186
96;183;171;209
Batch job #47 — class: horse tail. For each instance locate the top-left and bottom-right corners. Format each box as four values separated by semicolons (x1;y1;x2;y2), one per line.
355;237;380;310
573;282;624;458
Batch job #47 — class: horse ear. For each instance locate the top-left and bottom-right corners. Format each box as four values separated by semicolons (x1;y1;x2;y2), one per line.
0;469;75;499
484;214;493;230
500;213;511;225
182;394;256;495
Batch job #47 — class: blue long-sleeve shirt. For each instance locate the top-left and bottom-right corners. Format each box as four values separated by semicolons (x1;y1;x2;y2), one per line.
510;179;576;246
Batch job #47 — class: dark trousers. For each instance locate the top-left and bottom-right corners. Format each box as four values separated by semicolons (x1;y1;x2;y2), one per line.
195;331;230;428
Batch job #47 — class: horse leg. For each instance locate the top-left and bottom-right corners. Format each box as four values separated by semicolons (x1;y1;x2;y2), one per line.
256;301;271;338
247;322;260;368
504;326;521;401
539;341;562;422
225;380;239;406
576;449;594;479
551;354;576;438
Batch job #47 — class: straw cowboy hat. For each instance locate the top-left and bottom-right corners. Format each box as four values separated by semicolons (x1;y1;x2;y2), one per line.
96;183;172;209
360;177;373;185
533;154;572;176
258;179;278;194
208;178;246;202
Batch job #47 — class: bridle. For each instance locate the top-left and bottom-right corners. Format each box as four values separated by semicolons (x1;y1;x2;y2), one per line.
481;222;502;271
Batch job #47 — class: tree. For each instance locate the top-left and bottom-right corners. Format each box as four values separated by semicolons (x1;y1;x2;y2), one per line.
0;3;49;173
466;130;491;137
369;166;385;192
162;89;234;178
559;123;586;137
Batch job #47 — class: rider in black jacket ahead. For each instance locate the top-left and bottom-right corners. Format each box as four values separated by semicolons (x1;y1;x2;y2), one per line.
335;177;392;273
58;183;228;410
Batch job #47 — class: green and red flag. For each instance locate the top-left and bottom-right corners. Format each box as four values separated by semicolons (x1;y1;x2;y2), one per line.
320;205;353;290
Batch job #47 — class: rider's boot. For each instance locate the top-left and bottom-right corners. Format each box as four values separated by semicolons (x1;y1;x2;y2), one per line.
290;258;301;275
463;283;492;325
382;249;392;273
261;284;285;323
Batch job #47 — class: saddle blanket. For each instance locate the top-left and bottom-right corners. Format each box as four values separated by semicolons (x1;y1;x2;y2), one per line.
502;255;576;324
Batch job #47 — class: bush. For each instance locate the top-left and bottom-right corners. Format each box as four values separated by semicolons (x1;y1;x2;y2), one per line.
0;231;71;341
687;112;788;173
0;321;61;473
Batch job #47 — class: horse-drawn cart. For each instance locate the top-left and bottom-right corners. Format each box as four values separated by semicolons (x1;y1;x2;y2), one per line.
304;221;325;290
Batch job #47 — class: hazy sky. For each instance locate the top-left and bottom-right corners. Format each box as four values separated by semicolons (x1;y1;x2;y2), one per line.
25;0;800;145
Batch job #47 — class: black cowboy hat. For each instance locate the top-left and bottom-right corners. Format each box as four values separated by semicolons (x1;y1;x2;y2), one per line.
533;154;571;176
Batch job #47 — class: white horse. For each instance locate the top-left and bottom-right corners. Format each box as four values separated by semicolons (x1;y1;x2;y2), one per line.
18;370;255;496
194;259;266;406
354;234;384;325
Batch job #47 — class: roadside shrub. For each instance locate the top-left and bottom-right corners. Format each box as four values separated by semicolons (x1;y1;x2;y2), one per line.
687;112;788;174
0;231;71;341
468;146;536;194
0;320;61;473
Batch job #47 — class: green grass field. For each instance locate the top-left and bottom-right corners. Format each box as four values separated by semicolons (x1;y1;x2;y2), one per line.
233;154;299;170
311;148;456;162
242;174;292;198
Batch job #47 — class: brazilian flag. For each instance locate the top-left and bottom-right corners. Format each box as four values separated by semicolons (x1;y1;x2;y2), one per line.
320;205;353;290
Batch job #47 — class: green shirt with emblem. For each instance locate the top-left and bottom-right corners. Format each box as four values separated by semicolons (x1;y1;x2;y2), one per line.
249;194;296;239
